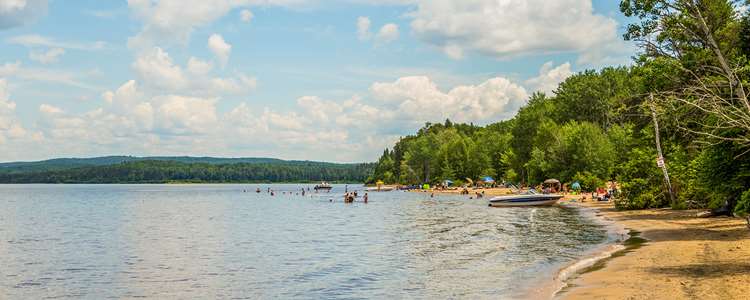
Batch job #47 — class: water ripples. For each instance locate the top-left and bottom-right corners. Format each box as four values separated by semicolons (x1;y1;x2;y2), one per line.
0;184;608;299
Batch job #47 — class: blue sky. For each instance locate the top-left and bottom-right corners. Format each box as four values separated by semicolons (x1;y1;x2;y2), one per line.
0;0;636;162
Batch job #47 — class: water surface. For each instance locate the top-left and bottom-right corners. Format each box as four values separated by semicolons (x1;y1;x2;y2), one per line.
0;184;609;299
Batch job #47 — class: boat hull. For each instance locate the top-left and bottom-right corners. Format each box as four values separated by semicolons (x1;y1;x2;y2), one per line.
488;194;562;207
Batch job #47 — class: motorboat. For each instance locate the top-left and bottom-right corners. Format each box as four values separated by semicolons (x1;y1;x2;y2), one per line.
314;182;333;191
488;191;563;207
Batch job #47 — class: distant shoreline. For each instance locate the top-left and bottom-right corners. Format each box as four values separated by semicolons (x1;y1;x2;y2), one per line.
0;182;366;185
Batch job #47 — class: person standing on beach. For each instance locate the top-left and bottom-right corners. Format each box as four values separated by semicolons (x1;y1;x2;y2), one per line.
364;193;368;203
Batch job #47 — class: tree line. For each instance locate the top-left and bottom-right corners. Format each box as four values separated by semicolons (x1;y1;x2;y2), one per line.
369;0;750;216
0;160;375;183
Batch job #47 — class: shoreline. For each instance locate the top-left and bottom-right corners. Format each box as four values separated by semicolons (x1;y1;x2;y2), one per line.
555;199;750;299
422;188;750;299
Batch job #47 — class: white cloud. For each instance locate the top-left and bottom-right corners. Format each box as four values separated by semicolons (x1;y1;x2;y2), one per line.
524;62;573;95
127;0;307;48
132;47;255;96
371;76;527;123
132;47;187;90
375;23;399;44
0;78;26;143
357;16;371;41
0;61;100;90
0;0;47;29
208;34;232;68
7;34;106;51
409;0;623;63
29;47;65;64
240;9;253;23
155;95;218;135
187;57;214;76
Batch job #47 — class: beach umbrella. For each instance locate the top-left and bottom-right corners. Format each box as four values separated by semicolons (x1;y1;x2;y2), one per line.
543;178;560;185
465;178;474;185
443;180;454;186
571;181;581;190
483;176;495;183
376;180;384;187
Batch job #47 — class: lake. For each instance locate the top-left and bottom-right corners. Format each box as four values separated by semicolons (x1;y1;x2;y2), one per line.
0;184;610;299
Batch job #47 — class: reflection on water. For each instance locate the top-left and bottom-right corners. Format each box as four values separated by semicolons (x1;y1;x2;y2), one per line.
0;184;608;299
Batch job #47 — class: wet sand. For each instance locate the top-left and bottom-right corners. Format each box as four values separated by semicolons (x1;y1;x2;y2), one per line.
558;199;750;300
422;188;750;299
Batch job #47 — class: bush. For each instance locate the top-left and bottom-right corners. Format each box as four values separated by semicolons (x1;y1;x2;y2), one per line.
735;189;750;216
572;171;604;192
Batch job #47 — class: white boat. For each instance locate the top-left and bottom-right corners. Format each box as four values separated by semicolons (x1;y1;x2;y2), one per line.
488;192;563;207
314;182;333;191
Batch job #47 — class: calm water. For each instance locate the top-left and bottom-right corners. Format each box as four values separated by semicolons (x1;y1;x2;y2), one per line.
0;184;609;299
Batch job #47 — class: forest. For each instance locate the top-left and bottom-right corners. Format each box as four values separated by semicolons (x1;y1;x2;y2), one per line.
0;159;374;183
369;0;750;215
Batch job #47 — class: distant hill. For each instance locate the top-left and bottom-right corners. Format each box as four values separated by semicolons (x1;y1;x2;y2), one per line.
0;156;374;183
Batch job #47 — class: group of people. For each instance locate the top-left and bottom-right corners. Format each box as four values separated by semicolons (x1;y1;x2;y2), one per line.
343;191;368;203
245;185;371;204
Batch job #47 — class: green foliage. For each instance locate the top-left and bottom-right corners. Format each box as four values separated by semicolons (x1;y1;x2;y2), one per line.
736;189;750;216
0;160;374;183
366;1;750;213
572;171;606;192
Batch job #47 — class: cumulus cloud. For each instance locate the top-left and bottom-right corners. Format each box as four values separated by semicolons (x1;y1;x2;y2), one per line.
208;34;232;67
155;95;218;135
375;23;399;44
357;16;371;41
132;47;187;90
0;79;26;143
0;0;48;30
132;47;255;95
127;0;307;48
29;47;65;64
371;76;527;123
524;62;573;95
409;0;622;63
240;9;253;22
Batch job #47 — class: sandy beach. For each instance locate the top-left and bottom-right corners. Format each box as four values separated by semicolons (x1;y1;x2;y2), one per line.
421;188;750;299
558;200;750;300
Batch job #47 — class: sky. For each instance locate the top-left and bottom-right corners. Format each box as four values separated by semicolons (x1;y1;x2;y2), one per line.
0;0;636;163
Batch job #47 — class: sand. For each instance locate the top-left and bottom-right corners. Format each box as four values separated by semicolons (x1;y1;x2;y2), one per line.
422;188;750;299
558;200;750;300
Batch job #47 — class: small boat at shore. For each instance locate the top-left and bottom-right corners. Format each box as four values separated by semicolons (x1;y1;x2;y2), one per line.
314;182;333;191
488;192;563;207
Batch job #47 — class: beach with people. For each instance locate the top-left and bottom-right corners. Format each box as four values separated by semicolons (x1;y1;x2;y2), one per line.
407;185;750;299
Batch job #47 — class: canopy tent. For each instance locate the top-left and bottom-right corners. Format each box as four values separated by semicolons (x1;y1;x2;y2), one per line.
543;178;562;191
482;176;495;183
